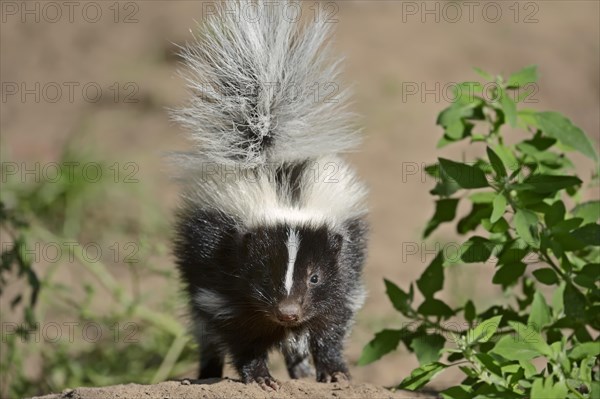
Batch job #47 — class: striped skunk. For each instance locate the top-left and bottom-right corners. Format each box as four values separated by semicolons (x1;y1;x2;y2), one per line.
171;0;368;390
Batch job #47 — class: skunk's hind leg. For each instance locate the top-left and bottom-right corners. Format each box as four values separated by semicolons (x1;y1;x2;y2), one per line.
199;344;224;379
282;332;314;379
194;319;224;379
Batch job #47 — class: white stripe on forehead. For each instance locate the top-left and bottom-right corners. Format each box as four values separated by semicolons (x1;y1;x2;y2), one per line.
284;229;300;295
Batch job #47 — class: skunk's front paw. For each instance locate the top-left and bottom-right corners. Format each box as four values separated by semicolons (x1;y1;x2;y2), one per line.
251;375;279;391
238;355;279;390
316;367;350;383
241;367;279;390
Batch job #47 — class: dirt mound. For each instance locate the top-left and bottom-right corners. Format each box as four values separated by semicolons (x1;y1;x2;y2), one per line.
32;379;437;399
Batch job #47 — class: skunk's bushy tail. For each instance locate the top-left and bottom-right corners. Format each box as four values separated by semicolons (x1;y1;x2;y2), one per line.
172;0;359;167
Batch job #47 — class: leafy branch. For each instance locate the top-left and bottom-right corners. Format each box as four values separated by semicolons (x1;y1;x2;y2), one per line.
360;66;600;399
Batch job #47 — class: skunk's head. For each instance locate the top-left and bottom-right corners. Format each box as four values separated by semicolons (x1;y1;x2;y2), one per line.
237;224;344;327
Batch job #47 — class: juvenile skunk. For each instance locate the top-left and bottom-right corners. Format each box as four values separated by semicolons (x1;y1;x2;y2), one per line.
172;0;368;389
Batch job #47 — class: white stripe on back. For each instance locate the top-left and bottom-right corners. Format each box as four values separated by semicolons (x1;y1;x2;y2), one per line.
285;229;300;295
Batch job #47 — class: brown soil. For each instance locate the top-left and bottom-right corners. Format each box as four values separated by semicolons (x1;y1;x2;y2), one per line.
32;379;436;399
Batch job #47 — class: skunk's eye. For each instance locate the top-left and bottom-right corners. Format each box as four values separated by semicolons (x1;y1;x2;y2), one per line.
309;274;319;285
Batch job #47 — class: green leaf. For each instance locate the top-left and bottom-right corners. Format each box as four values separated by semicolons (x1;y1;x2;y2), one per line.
437;101;484;128
530;377;568;399
544;201;565;227
518;133;556;153
519;359;537;378
469;192;496;204
535;111;599;162
516;174;582;194
497;240;529;265
572;201;600;224
551;217;584;234
514;190;547;207
487;147;507;178
563;283;586;320
440;385;472;399
499;87;517;127
439;158;489;189
437;135;455;149
418;298;454;318
443;121;474;142
417;252;444;298
507;65;538;88
508;321;552;357
430;166;462;197
482;216;509;234
384;279;413;317
574;263;599;289
410;334;445;365
492;335;541;361
464;300;476;324
473;353;503;377
397;362;447;390
457;203;492;234
358;329;404;365
454;82;483;104
528;292;551;330
460;236;494;263
424;199;460;238
532;268;559;285
570;223;600;246
552;282;566;316
492;262;526;288
492;144;518;173
468;315;502;344
491;194;507;223
513;209;539;247
569;342;600;360
592;381;600;399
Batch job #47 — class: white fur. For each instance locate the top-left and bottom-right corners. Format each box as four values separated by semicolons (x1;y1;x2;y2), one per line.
172;1;368;231
179;155;368;229
285;229;300;295
282;330;310;357
171;0;360;168
194;288;236;319
348;286;367;313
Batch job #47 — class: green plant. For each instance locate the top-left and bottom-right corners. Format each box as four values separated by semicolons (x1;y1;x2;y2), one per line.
359;66;599;398
0;143;196;398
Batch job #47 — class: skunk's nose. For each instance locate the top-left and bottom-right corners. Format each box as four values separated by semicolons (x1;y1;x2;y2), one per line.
277;302;300;323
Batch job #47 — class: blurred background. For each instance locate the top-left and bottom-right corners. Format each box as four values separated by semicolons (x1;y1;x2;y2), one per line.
1;1;598;397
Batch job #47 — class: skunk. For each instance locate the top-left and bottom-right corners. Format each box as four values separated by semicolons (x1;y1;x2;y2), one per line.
172;0;368;390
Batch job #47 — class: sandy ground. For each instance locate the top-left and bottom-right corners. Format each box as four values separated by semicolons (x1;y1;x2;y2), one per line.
2;0;599;397
32;379;437;399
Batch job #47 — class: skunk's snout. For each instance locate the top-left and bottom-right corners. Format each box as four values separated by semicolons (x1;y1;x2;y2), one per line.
276;301;301;323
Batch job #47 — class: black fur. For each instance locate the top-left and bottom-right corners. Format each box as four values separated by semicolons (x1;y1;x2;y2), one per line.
172;3;368;387
174;199;368;385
